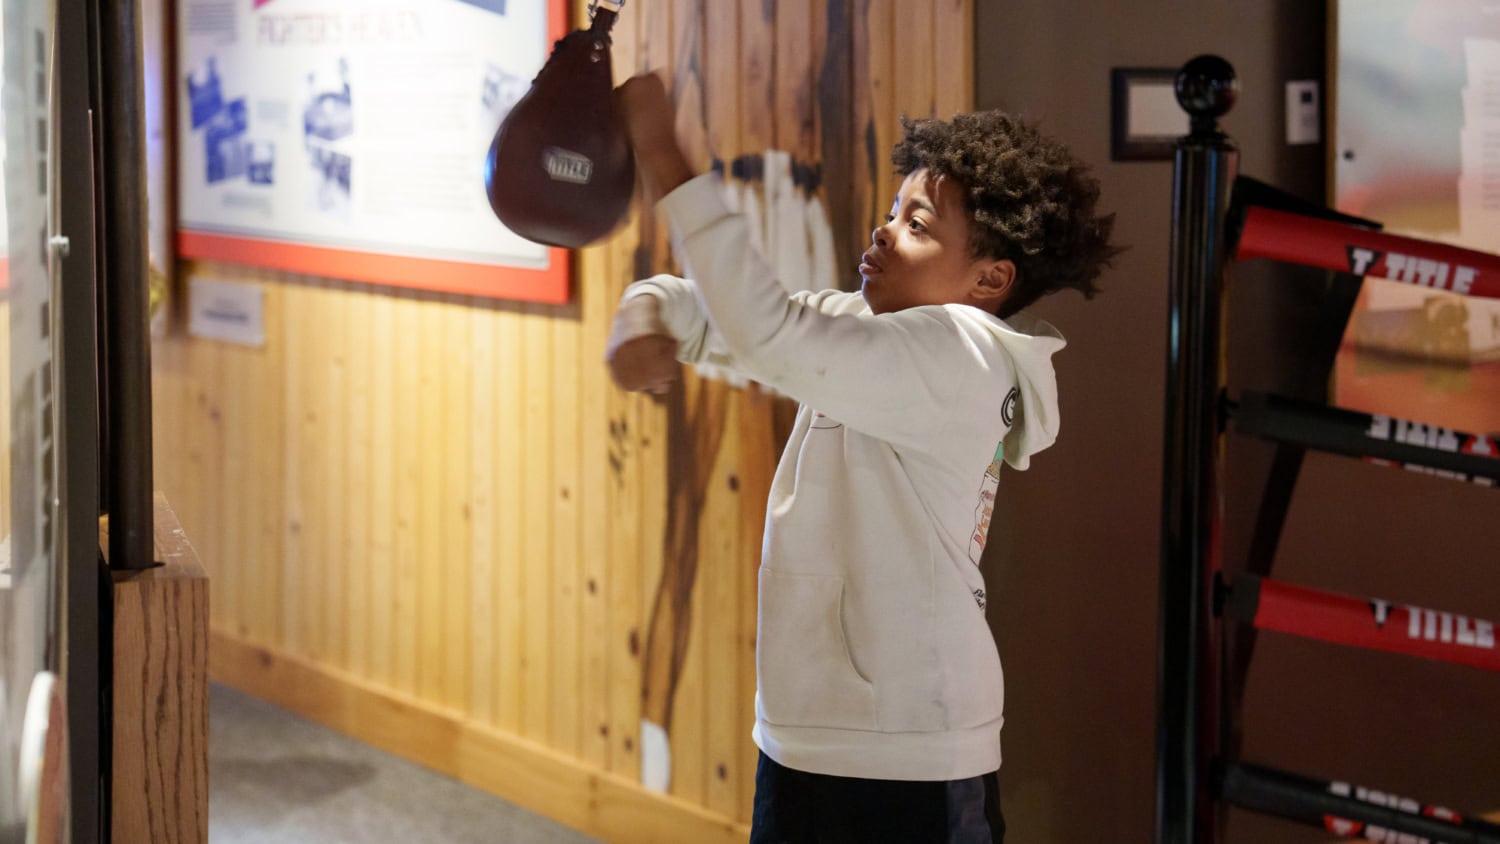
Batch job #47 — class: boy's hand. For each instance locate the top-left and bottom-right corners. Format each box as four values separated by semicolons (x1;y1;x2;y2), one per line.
617;73;694;196
608;334;680;395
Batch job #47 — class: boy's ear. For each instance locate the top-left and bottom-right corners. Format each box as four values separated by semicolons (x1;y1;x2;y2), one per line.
973;259;1016;306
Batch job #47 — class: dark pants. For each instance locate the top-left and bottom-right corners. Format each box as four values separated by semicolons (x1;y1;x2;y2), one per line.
749;752;1006;844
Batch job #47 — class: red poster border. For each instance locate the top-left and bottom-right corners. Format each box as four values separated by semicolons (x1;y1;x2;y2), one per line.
177;0;573;304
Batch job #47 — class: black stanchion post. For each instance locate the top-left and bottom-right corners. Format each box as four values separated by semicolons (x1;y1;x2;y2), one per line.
1157;55;1238;844
96;0;155;570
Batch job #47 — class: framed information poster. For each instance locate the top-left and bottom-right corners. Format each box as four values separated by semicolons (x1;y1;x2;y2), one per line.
176;0;572;302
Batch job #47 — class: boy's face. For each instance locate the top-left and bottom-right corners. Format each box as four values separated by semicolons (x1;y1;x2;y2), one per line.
859;169;1012;315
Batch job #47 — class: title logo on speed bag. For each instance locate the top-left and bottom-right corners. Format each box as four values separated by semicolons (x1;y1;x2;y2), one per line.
544;147;594;185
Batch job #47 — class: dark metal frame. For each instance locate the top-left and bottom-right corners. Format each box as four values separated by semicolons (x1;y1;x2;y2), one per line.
1156;55;1238;844
94;0;156;574
56;0;104;836
55;0;157;837
1160;56;1500;844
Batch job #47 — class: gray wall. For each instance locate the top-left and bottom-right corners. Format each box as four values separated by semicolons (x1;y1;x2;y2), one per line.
975;2;1500;841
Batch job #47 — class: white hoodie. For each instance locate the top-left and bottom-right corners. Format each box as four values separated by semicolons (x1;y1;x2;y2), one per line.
611;173;1065;781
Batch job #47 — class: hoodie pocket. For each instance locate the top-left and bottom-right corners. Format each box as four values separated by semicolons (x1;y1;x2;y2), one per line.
757;569;879;730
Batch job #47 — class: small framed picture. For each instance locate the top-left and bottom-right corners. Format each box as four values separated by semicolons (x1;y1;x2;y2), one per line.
1111;68;1190;161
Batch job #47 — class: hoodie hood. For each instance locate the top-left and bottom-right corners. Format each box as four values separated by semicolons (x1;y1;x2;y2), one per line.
975;309;1065;471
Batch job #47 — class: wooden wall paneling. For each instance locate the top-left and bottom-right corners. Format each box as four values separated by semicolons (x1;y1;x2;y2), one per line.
468;300;499;726
550;300;583;755
933;0;973;118
442;294;475;711
392;286;421;692
495;303;526;734
367;284;396;687
602;0;646;781
521;302;555;740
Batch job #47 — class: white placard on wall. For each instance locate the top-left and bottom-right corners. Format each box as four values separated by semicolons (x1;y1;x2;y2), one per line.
189;277;266;347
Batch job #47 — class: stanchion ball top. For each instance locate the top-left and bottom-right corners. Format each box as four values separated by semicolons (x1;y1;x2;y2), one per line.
1175;55;1237;120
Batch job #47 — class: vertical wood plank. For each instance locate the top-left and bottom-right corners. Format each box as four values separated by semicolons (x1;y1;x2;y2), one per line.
703;7;750;825
635;0;675;796
297;280;330;663
443;295;474;710
323;281;350;670
550;304;583;756
894;1;935;120
214;334;245;640
578;244;612;767
495;305;526;733
522;305;555;740
249;280;287;646
664;0;713;807
418;295;445;700
185;331;224;629
280;283;308;656
601;0;646;782
0;303;10;539
393;287;421;692
345;285;373;677
933;0;973;118
470;302;499;726
735;0;778;821
369;287;397;688
867;0;898;217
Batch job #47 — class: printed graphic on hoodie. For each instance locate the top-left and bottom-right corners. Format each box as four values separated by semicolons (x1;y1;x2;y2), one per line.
969;386;1021;564
969;440;1005;565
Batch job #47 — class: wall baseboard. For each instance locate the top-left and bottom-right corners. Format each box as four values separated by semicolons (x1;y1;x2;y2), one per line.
210;631;750;844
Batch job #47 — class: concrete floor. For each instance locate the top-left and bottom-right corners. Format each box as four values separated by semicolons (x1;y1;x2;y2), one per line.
209;684;600;844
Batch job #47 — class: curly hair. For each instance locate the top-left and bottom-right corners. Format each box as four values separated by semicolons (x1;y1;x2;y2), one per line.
891;111;1122;318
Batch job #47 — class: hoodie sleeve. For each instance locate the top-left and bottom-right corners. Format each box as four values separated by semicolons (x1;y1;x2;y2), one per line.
656;173;998;452
611;275;870;373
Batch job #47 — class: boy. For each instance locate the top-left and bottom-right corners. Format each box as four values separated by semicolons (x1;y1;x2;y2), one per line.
609;73;1118;843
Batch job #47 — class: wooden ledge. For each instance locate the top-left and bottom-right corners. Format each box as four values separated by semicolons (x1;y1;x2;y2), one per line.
106;491;209;844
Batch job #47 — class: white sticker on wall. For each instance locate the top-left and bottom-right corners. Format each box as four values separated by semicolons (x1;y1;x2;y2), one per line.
189;277;265;347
